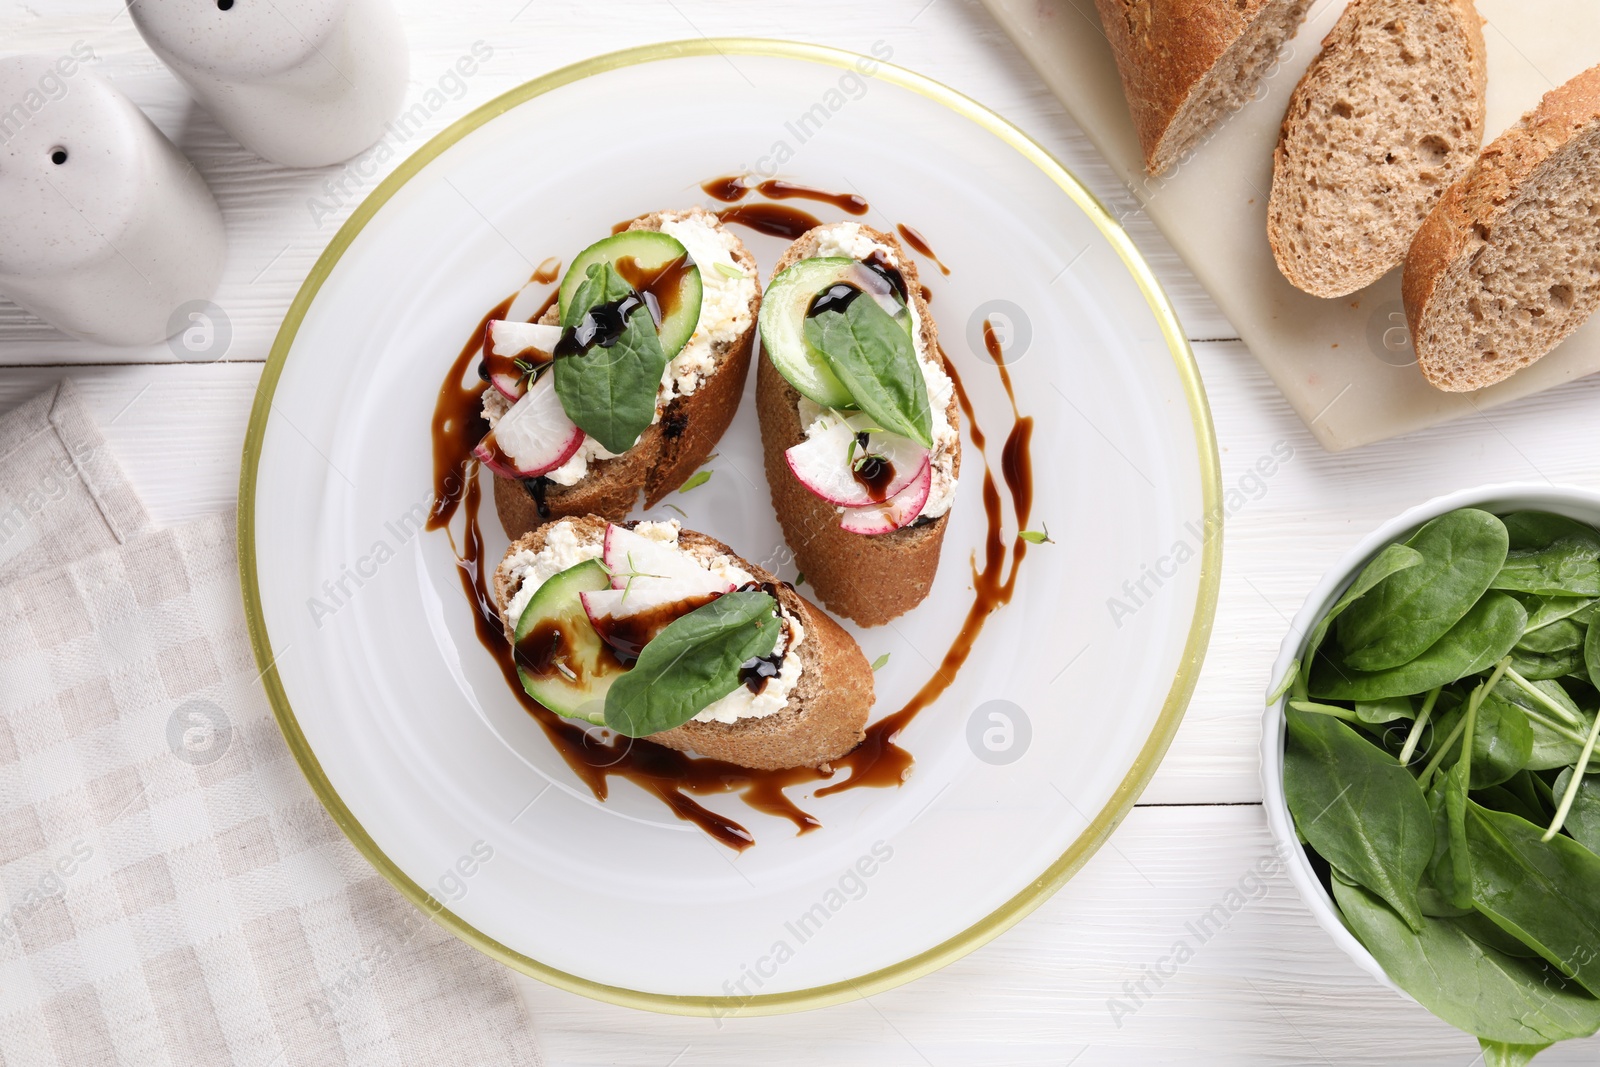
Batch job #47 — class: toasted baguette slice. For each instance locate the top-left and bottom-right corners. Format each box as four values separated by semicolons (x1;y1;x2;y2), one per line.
1094;0;1314;176
493;515;872;771
757;224;960;628
1269;0;1486;298
1404;64;1600;391
493;209;759;537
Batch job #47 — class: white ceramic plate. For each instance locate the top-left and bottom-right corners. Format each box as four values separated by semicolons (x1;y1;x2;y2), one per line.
240;40;1221;1014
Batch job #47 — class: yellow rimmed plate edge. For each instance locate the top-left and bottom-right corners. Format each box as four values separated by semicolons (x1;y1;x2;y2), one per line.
236;36;1223;1018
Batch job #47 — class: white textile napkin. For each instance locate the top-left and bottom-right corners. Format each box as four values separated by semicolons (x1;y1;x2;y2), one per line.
0;382;543;1066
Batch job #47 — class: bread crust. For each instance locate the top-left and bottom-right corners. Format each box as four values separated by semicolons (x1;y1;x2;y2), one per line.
1403;63;1600;391
757;224;960;628
1094;0;1314;175
493;515;872;771
1268;0;1487;298
492;209;759;537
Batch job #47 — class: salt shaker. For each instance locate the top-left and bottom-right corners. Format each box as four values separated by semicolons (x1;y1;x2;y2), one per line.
0;56;227;347
129;0;410;168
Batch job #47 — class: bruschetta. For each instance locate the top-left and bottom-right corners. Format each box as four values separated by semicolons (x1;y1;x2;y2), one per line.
480;208;760;535
755;223;960;626
492;515;873;770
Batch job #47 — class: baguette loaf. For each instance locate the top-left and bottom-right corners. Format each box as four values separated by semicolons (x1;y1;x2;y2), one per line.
1404;63;1600;391
1268;0;1486;298
1095;0;1314;176
493;209;759;536
757;225;960;628
493;515;872;771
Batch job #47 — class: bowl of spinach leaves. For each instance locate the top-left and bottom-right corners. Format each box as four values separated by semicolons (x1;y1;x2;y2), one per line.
1263;484;1600;1065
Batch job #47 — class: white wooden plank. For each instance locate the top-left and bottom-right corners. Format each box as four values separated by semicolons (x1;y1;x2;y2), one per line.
516;804;1600;1065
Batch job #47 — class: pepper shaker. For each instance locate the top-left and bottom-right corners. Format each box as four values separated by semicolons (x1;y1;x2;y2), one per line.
0;56;227;347
129;0;410;168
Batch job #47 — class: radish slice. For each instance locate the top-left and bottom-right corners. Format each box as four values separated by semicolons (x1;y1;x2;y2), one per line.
839;461;932;535
785;414;929;508
473;373;584;477
602;524;734;594
484;320;563;400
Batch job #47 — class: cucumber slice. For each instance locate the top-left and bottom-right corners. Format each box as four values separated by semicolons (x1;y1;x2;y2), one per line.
758;257;915;407
558;231;704;359
512;558;624;725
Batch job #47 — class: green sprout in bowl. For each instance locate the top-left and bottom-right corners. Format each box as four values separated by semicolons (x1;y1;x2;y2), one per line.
1273;507;1600;1066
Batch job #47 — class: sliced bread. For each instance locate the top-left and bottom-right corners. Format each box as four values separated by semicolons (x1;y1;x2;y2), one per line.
756;224;960;628
1094;0;1314;176
493;209;759;536
493;515;873;771
1269;0;1487;298
1404;63;1600;391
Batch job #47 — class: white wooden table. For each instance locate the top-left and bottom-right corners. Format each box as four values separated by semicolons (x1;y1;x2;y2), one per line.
5;2;1598;1063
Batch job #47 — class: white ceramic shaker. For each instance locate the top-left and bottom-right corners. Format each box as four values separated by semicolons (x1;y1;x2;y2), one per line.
129;0;410;168
0;56;227;347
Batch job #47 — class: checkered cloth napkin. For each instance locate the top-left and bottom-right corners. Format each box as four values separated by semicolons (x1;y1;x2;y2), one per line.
0;383;543;1066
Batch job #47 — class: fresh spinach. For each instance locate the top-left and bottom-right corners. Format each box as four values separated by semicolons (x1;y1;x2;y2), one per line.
1333;875;1600;1046
1479;1043;1553;1067
1494;537;1600;598
603;591;782;737
1284;709;1432;930
803;295;932;448
1508;646;1586;681
1311;593;1527;701
1355;695;1415;723
1464;801;1600;996
1491;682;1594;771
1503;512;1600;552
1463;694;1534;790
1552;768;1600;854
1280;506;1600;1062
553;262;668;454
1337;509;1508;671
1274;542;1423;703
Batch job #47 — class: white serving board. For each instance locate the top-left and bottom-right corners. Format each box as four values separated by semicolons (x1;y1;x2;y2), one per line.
981;0;1600;450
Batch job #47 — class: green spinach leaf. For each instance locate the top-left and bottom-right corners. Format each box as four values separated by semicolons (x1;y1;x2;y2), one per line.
1311;593;1527;702
1284;709;1431;930
1552;768;1600;855
1332;876;1600;1046
1470;695;1535;789
1426;776;1469;909
1505;770;1557;824
1337;509;1509;672
1355;695;1414;723
1479;1041;1552;1067
603;591;782;737
1520;595;1598;634
803;296;931;447
1509;646;1586;681
1464;801;1600;997
1275;543;1423;703
1517;618;1587;654
1493;537;1600;597
1503;512;1600;553
553;262;668;454
1490;683;1593;771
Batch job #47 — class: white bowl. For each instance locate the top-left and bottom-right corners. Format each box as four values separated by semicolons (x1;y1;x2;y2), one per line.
1261;481;1600;996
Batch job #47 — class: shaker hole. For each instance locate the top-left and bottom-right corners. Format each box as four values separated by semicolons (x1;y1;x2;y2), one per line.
50;147;68;165
217;0;234;9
